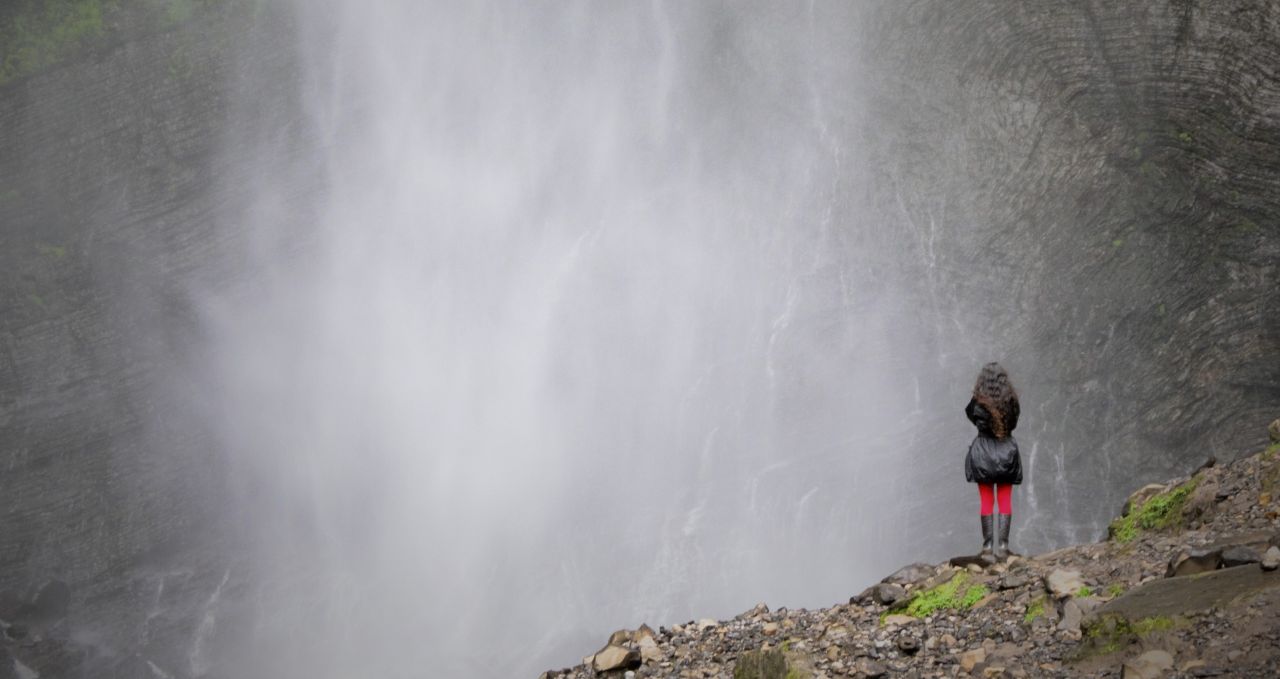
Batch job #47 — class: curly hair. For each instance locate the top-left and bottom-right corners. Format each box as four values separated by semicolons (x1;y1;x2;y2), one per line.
972;362;1018;440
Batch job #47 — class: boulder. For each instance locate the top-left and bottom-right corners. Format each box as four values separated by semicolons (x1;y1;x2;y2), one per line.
1219;546;1261;567
1166;549;1222;577
637;636;662;664
882;562;936;586
607;629;633;646
997;572;1031;590
1269;418;1280;443
1261;546;1280;571
872;583;907;606
1058;599;1083;633
959;647;987;672
1045;570;1086;599
592;645;641;673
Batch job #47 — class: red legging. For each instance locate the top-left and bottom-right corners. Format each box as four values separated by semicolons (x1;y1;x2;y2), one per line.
978;484;1013;516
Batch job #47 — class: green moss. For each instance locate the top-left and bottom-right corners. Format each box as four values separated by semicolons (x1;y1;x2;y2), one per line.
1236;218;1260;233
0;0;105;85
27;293;45;307
1106;583;1126;598
1074;586;1093;598
1177;131;1194;143
1109;479;1198;543
1080;614;1180;658
1112;238;1125;248
1022;595;1046;624
884;572;989;620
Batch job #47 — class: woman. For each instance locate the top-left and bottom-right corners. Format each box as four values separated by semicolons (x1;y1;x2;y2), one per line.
964;362;1022;560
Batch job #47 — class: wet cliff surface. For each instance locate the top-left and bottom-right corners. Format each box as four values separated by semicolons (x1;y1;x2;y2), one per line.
853;0;1280;551
0;1;1277;677
0;1;303;674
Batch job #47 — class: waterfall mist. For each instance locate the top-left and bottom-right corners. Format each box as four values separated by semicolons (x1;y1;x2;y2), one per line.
198;3;966;676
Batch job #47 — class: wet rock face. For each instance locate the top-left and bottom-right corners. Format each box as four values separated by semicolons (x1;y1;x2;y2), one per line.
855;1;1280;547
0;1;299;672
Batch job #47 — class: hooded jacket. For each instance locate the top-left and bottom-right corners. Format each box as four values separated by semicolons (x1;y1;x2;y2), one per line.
963;397;1023;485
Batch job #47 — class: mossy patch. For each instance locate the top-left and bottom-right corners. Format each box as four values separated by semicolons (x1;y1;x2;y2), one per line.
1109;479;1198;543
1079;613;1179;657
0;0;104;85
1023;595;1046;624
883;572;989;621
1075;586;1094;598
1106;583;1126;598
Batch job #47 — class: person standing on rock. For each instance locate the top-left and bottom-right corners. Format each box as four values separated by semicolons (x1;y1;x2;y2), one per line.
964;362;1022;561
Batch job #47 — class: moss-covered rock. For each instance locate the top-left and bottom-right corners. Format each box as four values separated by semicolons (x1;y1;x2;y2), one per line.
883;572;990;621
1108;478;1199;543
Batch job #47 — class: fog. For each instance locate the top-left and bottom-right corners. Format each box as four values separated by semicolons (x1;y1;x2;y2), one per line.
197;3;1000;675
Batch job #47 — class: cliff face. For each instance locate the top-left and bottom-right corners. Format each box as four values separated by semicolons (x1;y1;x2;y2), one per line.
0;1;1277;677
852;0;1280;549
0;0;300;670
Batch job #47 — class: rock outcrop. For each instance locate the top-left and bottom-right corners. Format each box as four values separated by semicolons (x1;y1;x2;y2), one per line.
553;426;1280;678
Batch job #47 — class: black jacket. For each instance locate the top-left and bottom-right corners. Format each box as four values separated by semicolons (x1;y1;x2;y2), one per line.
963;398;1023;485
964;397;1019;439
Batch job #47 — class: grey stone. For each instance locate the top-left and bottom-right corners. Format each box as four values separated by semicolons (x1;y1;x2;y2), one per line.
872;583;907;606
1057;600;1083;633
1261;546;1280;571
1045;570;1085;599
895;633;921;655
1167;549;1222;577
854;658;887;678
1219;546;1261;568
592;645;641;673
998;573;1030;590
882;563;936;586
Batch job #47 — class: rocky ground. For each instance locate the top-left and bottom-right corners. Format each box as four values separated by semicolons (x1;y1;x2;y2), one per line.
549;421;1280;679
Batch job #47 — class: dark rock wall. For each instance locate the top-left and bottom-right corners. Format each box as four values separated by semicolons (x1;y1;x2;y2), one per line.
0;1;300;672
853;0;1280;549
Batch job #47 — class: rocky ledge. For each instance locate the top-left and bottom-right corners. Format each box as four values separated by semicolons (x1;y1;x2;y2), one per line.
548;420;1280;679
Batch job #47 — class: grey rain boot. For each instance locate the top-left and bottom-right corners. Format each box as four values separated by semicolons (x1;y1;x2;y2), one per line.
995;513;1013;561
980;515;994;558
